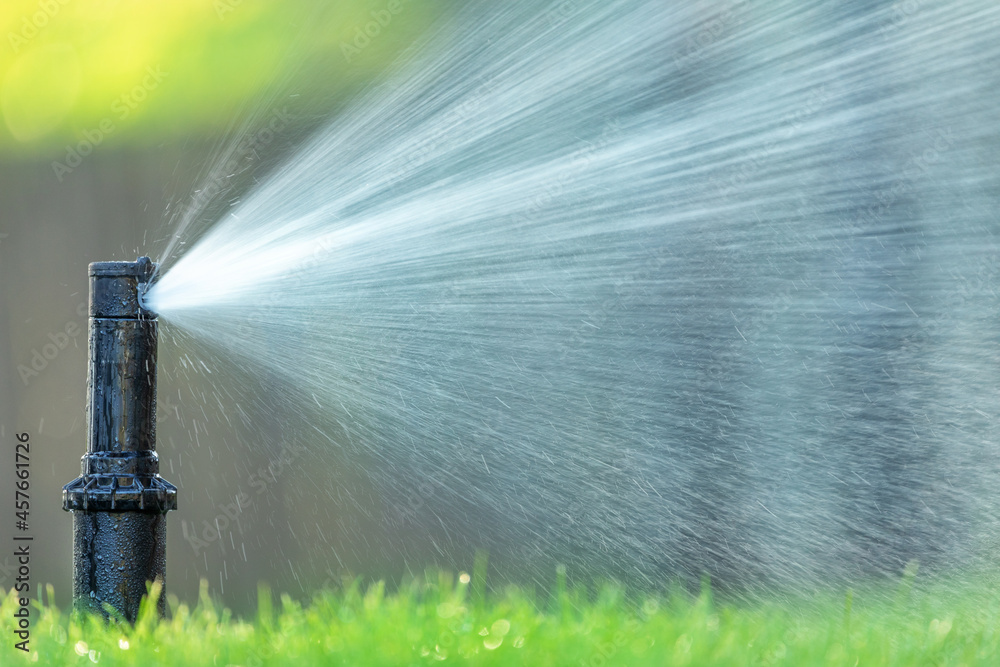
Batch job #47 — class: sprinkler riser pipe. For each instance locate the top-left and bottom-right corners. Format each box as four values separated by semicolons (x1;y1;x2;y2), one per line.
62;257;177;621
72;513;167;618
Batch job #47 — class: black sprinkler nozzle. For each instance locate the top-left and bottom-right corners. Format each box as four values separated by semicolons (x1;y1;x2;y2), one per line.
62;256;177;621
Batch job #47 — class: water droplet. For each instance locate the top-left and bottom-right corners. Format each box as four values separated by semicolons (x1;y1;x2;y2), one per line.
490;619;510;636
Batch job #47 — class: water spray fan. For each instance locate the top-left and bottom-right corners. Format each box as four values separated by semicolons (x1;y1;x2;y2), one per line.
62;257;177;621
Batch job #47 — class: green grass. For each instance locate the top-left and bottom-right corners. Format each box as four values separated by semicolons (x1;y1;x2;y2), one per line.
3;565;1000;665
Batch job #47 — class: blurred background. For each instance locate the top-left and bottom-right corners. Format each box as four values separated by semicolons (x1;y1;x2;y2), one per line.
3;0;1000;617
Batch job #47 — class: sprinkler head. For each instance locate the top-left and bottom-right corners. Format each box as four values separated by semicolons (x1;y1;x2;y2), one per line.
62;256;177;621
89;255;157;319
